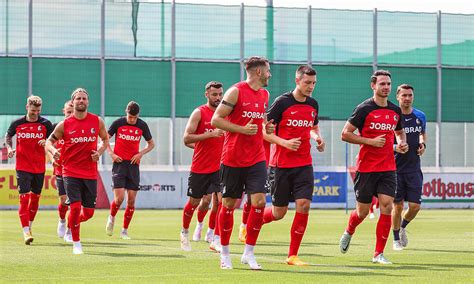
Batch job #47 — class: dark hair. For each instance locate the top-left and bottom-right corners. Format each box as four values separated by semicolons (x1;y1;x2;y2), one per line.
296;65;317;78
205;81;223;91
126;101;140;116
71;88;89;101
397;84;414;94
370;70;391;84
245;56;269;71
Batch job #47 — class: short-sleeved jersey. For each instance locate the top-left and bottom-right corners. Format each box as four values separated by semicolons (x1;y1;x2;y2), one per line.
190;105;224;174
221;81;269;167
52;122;66;176
267;92;319;168
396;108;426;173
108;117;152;162
348;98;402;173
62;113;100;179
6;116;53;174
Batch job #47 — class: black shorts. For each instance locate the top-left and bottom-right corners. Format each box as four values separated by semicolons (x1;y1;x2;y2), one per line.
395;170;423;204
265;166;276;194
220;161;267;199
56;175;67;196
16;170;44;194
187;171;221;198
112;161;140;191
63;176;97;208
353;171;397;203
271;166;314;207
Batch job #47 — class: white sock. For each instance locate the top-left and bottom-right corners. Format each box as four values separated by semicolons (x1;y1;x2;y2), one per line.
244;244;254;255
240;223;246;229
182;228;189;234
221;245;230;256
121;228;127;234
60;219;66;223
73;241;81;247
207;228;214;234
22;227;30;234
109;215;115;222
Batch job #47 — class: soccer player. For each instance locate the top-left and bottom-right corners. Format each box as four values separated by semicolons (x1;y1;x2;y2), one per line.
52;100;74;239
262;65;325;266
105;101;155;239
211;56;275;270
46;88;109;254
180;81;224;251
392;84;427;250
5;95;53;245
339;70;408;264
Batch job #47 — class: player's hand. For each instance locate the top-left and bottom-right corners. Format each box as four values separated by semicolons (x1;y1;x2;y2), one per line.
397;142;409;154
316;137;325;152
370;134;386;147
38;139;46;147
111;153;123;163
210;129;225;138
264;119;275;135
52;148;61;161
417;143;425;156
284;137;301;151
7;148;16;158
91;150;101;162
241;119;258;135
130;153;143;164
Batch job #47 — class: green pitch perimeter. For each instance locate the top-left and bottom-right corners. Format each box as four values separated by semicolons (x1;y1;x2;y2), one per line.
1;209;473;283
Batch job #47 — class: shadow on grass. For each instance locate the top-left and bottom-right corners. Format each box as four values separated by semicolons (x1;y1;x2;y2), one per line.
410;248;474;255
86;251;186;258
258;241;362;247
232;267;405;277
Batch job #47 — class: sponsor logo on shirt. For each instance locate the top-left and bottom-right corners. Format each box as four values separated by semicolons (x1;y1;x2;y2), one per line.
70;136;97;143
369;122;396;131
404;126;423;134
286;119;314;127
17;132;44;139
242;111;264;119
118;133;141;141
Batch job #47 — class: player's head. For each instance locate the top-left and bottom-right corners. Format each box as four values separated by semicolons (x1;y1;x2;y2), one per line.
126;101;140;125
205;81;223;108
245;56;271;87
396;84;414;109
370;69;391;98
70;88;89;113
26;95;42;120
295;65;317;97
63;100;73;118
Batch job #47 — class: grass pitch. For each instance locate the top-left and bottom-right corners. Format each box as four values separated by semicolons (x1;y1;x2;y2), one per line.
0;209;473;283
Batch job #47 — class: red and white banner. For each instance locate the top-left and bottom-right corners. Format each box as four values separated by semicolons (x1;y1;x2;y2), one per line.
422;173;473;205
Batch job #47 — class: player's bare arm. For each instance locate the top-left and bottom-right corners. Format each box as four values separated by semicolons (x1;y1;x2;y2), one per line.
92;118;109;162
341;121;386;148
211;87;257;135
4;134;15;158
311;125;325;152
184;109;224;145
263;132;301;151
45;121;64;160
394;129;408;154
130;138;155;165
417;132;427;156
106;134;123;163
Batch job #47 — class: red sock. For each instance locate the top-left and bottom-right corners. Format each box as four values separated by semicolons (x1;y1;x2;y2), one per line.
69;202;81;242
197;208;208;223
80;207;95;223
263;207;275;224
370;197;375;213
182;201;197;230
58;203;69;220
18;193;30;228
245;206;264;246
375;213;392;256
110;200;120;217
123;206;135;229
346;210;364;235
28;193;41;222
214;203;222;236
242;201;251;225
218;206;234;246
208;208;217;230
288;212;309;257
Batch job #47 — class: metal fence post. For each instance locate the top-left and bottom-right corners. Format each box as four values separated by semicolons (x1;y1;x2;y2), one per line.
372;8;377;72
170;0;176;166
308;6;312;65
28;0;32;96
436;10;442;167
240;3;245;81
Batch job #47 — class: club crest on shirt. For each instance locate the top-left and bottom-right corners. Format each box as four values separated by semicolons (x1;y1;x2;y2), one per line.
91;128;95;134
38;125;42;131
311;111;315;118
394;115;398;121
416;118;420;125
135;129;139;134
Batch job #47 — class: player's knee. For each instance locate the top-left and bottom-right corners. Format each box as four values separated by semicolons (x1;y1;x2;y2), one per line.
59;196;68;206
81;208;95;222
273;210;286;220
115;197;124;205
252;199;266;208
127;199;136;207
409;203;421;213
393;202;404;213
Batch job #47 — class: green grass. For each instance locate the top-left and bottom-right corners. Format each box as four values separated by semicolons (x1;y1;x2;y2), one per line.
1;209;473;283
